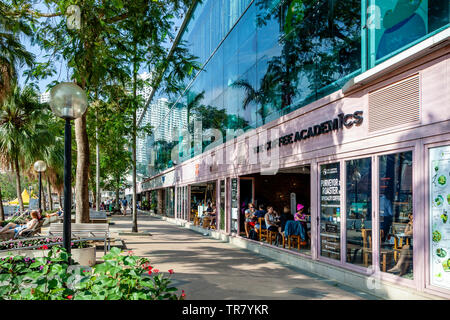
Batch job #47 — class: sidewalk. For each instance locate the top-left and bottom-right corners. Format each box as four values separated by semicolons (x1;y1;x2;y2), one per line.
102;214;378;300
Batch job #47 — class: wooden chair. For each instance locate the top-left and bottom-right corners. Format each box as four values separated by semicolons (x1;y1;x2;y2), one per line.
257;218;268;242
282;233;308;250
267;230;278;245
209;217;216;230
392;223;409;262
202;217;211;229
362;229;391;272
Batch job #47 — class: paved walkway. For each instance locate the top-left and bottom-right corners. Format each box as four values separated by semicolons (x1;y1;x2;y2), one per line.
102;214;378;300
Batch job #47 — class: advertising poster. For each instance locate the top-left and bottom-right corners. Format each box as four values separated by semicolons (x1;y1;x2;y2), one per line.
320;163;341;259
374;0;428;61
430;145;450;289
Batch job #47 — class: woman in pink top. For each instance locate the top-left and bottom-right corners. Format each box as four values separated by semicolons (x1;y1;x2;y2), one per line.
294;204;306;221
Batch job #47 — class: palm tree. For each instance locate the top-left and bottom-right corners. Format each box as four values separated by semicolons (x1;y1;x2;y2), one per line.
0;2;34;104
0;85;52;212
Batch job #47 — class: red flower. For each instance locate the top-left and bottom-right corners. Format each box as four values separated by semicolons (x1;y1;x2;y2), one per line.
67;295;73;299
168;269;174;274
147;266;153;271
148;270;152;275
153;269;159;273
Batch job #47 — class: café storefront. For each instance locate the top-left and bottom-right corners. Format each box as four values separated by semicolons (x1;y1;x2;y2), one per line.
140;47;450;298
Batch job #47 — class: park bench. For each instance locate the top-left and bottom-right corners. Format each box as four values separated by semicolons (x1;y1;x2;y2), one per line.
57;210;108;224
47;223;114;254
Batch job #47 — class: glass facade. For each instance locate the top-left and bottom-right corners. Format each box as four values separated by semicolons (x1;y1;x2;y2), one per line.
320;163;341;260
140;0;449;176
346;158;372;268
378;151;413;278
370;0;450;66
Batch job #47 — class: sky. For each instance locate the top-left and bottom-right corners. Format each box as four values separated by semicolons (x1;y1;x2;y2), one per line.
18;2;184;95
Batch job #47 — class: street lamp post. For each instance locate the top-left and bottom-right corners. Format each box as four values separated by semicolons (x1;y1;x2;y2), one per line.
33;161;47;211
49;82;88;259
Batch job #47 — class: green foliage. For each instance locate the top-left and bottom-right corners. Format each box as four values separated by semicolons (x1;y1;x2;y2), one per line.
0;173;17;201
0;246;183;300
0;246;74;300
74;247;180;300
0;238;89;251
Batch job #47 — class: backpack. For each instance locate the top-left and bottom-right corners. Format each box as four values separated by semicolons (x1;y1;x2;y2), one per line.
249;229;258;241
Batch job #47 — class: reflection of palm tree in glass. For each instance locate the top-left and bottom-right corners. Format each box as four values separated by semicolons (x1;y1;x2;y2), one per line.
233;79;274;125
251;0;361;115
154;140;178;171
352;167;361;217
186;91;205;131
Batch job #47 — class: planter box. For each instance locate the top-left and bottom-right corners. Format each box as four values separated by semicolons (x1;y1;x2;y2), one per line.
0;246;96;266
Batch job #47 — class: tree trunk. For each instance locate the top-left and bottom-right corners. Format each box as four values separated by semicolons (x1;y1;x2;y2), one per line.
115;186;120;214
42;185;47;212
0;186;4;221
92;191;96;210
96;108;101;212
46;175;53;211
14;157;24;212
75;113;90;223
132;45;138;233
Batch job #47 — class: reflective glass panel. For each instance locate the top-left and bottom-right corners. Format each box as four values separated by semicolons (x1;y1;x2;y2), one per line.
372;0;450;64
379;151;413;278
320;163;341;260
346;158;372;267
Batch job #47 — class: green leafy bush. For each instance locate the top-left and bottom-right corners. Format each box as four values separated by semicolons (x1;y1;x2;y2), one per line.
0;246;74;300
0;246;184;300
0;238;89;251
74;247;180;300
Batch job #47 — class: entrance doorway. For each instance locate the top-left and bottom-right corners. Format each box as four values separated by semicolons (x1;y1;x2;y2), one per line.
190;181;217;229
240;165;311;254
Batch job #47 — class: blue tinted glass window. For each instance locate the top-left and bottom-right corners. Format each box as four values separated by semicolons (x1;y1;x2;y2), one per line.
372;0;449;64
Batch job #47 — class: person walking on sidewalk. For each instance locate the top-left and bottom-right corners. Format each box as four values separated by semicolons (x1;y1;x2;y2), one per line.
121;198;128;216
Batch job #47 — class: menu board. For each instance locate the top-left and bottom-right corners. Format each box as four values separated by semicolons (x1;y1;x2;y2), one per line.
231;178;238;233
320;163;341;259
430;145;450;289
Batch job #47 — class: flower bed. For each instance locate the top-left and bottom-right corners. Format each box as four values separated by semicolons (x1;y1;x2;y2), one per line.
0;246;185;300
0;238;95;266
0;237;89;251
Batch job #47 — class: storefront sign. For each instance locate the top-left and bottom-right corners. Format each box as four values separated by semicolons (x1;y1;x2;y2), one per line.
254;111;363;154
231;178;238;232
320;162;341;260
430;145;450;289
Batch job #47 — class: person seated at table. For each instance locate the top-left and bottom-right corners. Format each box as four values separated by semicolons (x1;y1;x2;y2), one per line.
244;203;256;238
206;202;213;214
388;212;413;275
0;210;40;240
278;205;294;237
254;204;266;232
294;204;310;241
265;206;279;233
208;204;217;228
